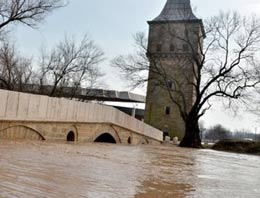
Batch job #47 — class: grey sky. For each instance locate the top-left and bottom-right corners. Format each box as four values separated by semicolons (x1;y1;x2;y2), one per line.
13;0;260;132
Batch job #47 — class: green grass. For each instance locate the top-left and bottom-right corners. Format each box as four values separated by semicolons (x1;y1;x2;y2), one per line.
212;140;260;155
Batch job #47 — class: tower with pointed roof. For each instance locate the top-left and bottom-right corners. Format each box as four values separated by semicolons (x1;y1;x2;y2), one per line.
144;0;204;139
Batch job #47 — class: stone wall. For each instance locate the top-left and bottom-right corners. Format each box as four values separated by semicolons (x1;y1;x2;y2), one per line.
0;121;160;145
145;22;203;139
0;90;163;144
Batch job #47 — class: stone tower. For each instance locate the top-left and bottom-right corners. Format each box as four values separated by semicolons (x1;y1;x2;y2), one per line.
144;0;204;139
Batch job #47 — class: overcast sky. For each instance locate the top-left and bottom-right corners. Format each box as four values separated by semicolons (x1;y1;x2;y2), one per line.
13;0;260;132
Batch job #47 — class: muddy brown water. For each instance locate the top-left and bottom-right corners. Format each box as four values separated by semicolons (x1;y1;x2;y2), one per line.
0;141;259;198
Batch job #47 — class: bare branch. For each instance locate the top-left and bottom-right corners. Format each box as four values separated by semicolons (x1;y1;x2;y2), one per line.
0;0;66;30
36;34;105;96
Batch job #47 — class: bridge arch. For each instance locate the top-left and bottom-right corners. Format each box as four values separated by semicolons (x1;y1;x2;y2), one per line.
93;125;120;144
127;136;132;144
67;131;75;142
141;138;149;145
94;133;117;144
0;125;45;141
65;125;78;142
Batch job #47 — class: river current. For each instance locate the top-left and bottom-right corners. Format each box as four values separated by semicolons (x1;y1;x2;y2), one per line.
0;141;259;198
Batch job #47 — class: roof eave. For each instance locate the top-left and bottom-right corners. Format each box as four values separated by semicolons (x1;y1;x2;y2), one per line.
147;19;206;38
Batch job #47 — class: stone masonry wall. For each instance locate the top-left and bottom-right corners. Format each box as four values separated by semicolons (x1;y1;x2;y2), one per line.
0;90;163;144
145;22;203;139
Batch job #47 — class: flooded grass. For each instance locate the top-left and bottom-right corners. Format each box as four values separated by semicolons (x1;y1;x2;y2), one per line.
212;140;260;155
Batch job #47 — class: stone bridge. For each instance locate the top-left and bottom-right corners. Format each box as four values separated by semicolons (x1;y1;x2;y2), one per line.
0;90;163;145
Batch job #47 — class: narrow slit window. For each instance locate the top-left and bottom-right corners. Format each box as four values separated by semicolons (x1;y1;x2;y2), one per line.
165;107;171;115
167;80;173;89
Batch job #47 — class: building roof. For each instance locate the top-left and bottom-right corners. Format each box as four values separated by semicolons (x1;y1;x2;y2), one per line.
153;0;198;22
83;89;146;103
2;84;146;103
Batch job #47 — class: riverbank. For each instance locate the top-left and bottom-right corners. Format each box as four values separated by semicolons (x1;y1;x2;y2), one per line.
212;140;260;155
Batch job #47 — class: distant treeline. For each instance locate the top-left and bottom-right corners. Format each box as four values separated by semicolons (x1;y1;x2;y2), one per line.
201;124;260;142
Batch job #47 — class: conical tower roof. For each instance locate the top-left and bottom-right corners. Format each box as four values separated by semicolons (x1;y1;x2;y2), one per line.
153;0;198;22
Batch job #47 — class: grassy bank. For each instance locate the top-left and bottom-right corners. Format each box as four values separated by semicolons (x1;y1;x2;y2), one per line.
212;140;260;155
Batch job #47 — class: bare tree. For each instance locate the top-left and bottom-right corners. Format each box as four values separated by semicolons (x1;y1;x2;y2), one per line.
0;40;33;91
37;34;105;97
0;0;65;91
113;32;149;89
204;125;232;142
0;0;65;30
112;12;260;148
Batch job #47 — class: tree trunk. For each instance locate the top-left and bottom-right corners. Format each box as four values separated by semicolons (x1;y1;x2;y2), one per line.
179;117;202;148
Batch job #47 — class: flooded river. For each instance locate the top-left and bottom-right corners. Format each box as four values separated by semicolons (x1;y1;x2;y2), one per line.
0;141;259;198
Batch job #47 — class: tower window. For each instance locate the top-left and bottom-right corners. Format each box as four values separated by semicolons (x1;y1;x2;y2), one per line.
167;80;173;89
165;107;171;115
170;44;175;52
183;44;189;52
156;44;162;52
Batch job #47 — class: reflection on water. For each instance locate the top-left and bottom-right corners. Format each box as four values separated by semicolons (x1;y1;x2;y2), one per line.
0;140;259;198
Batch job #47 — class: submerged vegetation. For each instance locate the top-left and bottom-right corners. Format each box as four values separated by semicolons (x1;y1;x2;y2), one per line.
212;140;260;155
